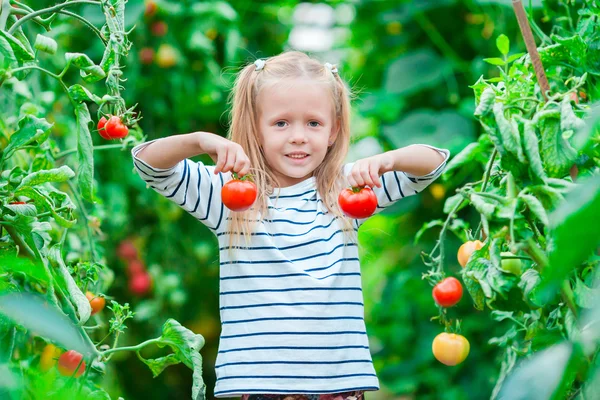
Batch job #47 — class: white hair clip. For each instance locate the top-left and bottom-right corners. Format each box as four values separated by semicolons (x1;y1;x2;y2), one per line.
324;62;338;75
254;59;266;71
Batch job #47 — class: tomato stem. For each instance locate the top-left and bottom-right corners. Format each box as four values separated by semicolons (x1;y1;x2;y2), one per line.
100;337;161;357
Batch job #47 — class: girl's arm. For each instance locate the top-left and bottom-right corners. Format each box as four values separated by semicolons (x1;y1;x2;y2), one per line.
136;131;250;175
347;144;447;188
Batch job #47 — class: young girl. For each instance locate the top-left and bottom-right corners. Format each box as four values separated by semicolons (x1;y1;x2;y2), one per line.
131;51;449;400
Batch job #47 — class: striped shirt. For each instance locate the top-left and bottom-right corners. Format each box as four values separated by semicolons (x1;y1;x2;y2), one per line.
131;140;449;398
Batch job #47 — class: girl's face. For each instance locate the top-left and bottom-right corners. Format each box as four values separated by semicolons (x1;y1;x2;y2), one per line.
257;79;339;188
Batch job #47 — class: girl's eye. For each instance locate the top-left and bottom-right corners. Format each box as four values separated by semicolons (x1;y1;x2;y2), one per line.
308;121;320;127
275;121;287;128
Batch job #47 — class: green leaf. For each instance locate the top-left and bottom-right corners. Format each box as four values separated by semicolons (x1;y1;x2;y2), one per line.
17;166;75;190
483;57;506;66
48;246;91;325
74;102;94;202
496;34;510;55
539;112;577;178
470;193;496;219
443;193;466;214
33;34;57;55
65;53;106;82
572;103;600;151
560;97;585;132
68;84;101;104
539;175;600;303
0;34;16;64
498;342;572;400
443;142;481;176
139;353;182;377
13;187;76;228
3;202;36;216
154;319;206;400
573;278;600;309
474;88;495;117
2;115;53;160
0;251;48;285
519;193;549;226
0;292;96;357
0;31;34;61
384;49;448;95
506;52;526;63
522;119;547;181
493;103;524;162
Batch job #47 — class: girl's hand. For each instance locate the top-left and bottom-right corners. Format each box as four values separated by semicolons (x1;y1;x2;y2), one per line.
198;132;251;176
347;153;394;188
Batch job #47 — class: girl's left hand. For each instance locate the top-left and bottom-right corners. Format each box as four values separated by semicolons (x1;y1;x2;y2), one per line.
347;153;394;189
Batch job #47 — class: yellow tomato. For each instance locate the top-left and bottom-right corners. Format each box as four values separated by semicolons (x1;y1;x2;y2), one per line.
432;332;470;366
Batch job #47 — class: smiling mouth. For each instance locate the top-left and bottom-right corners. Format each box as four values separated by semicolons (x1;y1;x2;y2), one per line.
286;154;309;159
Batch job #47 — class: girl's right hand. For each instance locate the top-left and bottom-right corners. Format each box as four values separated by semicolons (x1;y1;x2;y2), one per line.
198;132;251;176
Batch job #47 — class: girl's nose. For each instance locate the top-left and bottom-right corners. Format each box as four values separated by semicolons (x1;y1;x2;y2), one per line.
289;126;308;143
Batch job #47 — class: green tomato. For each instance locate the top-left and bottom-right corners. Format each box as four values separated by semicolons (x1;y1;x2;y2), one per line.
500;252;522;275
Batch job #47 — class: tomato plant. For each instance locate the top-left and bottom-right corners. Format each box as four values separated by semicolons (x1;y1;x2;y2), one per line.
432;277;463;308
432;333;470;366
338;186;378;219
0;1;207;399
221;174;257;212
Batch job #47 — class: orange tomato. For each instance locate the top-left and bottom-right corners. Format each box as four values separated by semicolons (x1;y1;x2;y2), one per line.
457;240;484;267
40;344;62;372
85;291;106;315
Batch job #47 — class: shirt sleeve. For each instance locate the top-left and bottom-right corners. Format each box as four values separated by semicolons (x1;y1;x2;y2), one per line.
131;139;227;233
343;145;450;227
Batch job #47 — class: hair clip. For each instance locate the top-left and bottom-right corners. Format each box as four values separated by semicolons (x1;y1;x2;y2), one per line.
254;59;266;71
324;62;338;75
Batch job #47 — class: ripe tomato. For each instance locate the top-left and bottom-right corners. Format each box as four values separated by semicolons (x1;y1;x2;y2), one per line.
432;277;463;307
9;201;27;205
457;240;484;267
221;177;257;212
97;116;109;139
139;47;155;65
144;0;158;18
57;350;86;377
85;291;106;315
40;344;61;372
127;259;145;276
500;251;522;275
117;240;138;261
103;116;129;139
156;44;178;68
338;186;377;219
129;271;153;296
432;332;470;366
151;21;168;37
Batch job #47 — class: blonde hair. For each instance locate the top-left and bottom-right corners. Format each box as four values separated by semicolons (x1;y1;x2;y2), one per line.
225;51;355;251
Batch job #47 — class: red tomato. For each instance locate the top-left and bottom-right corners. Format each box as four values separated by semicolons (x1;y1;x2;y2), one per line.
85;291;106;315
432;332;470;366
338;187;377;219
97;116;109;139
151;21;168;37
221;177;257;212
127;259;145;276
9;201;27;205
103;116;129;139
432;277;463;307
117;240;138;261
144;0;158;18
139;47;155;65
57;350;86;377
457;240;484;267
129;272;153;295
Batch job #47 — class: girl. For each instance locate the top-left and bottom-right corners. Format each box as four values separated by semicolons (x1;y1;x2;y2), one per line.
131;51;449;399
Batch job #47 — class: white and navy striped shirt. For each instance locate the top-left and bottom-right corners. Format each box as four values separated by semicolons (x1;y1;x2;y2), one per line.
131;140;449;398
